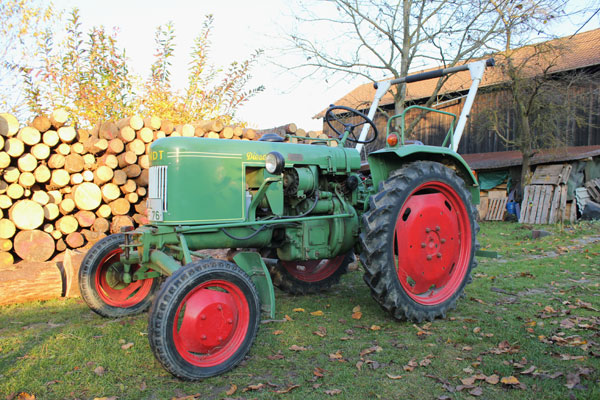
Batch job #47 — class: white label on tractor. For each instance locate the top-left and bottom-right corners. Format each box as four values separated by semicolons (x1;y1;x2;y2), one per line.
147;198;163;222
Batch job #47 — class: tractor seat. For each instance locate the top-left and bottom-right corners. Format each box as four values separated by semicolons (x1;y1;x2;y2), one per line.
258;133;285;142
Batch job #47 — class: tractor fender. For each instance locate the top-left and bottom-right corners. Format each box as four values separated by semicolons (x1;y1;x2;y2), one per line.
367;145;480;204
232;252;276;319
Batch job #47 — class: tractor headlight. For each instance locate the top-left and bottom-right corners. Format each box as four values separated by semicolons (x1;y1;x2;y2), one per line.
265;151;285;174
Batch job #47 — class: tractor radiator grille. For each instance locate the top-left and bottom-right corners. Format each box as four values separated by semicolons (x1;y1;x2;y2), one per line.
149;166;168;211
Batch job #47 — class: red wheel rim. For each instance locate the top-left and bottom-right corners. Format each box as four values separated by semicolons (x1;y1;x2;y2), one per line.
94;248;154;308
394;181;472;305
172;280;250;368
281;255;345;282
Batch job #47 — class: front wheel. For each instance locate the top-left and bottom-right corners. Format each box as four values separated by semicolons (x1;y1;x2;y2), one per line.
360;161;479;322
79;234;160;318
148;259;261;380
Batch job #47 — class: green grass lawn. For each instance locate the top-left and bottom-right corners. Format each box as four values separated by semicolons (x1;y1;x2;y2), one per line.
1;221;599;399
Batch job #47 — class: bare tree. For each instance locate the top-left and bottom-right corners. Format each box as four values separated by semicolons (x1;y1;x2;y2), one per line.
281;0;506;125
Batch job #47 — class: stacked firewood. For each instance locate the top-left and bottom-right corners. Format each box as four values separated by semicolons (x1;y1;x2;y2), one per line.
0;110;265;266
258;123;334;146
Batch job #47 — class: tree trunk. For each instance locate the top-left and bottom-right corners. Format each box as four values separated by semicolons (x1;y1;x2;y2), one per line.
13;230;55;262
0;261;63;305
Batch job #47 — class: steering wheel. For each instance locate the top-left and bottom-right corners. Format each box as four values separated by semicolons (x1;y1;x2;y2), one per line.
325;105;378;144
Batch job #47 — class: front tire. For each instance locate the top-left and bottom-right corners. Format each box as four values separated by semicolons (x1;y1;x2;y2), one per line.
79;234;160;318
360;161;478;322
148;259;261;380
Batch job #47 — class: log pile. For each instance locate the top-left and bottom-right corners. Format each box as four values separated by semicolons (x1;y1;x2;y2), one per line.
0;111;318;275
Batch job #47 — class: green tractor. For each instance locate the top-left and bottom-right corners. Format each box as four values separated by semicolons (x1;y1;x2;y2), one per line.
79;59;494;380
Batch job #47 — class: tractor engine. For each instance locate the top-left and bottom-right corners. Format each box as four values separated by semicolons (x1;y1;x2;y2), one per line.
145;136;361;262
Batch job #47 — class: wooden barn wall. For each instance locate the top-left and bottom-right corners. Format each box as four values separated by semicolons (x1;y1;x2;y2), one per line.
323;83;600;155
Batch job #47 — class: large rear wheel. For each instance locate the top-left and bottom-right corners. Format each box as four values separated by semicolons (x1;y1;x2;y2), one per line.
269;253;354;294
360;161;478;322
79;234;160;318
148;259;260;380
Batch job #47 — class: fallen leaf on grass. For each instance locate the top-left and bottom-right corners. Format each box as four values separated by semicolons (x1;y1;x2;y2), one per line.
224;384;237;396
313;367;325;377
121;342;134;350
419;354;434;367
310;310;324;316
284;315;293;321
521;366;536;375
370;325;381;331
289;345;308;351
242;383;265;392
485;374;499;384
267;351;284;360
559;354;585;361
274;384;300;394
329;350;343;360
352;312;362;320
325;389;342;395
403;358;418;371
273;330;284;335
461;376;476;386
16;394;36;400
93;366;105;376
469;387;483;396
352;305;361;313
293;308;305;312
313;326;327;337
359;345;382;357
500;376;520;385
386;373;403;380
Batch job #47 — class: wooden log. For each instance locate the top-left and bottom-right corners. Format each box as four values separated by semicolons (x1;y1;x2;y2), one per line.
0;180;6;195
50;109;69;129
63;249;86;297
0;251;14;266
232;126;243;137
10;199;45;230
0;219;16;239
43;203;60;221
5;137;24;157
137;154;150;169
42;129;59;147
57;126;77;143
120;179;137;194
14;230;55;262
64;153;85;173
96;204;111;219
70;173;83;185
221;126;234;139
56;215;78;234
17;153;37;172
125;192;138;204
74;210;96;228
193;125;205;137
93;165;114;185
137;127;154;143
48;153;65;169
83;154;96;169
123;164;141;178
34;165;51;184
243;128;257;140
3;166;19;183
110;215;134;234
0;152;10;169
112;169;127;186
117;151;137;168
82;170;94;182
0;261;63;305
56;238;66;252
31;115;51;133
71;142;85;154
116;115;143;130
135;169;149;187
197;119;224;133
49;169;70;189
127;138;145;156
65;231;84;248
0;238;12;252
118;126;136;143
31;189;50;205
109;198;130;215
47;190;62;204
155;130;166;139
0;135;3;150
106;138;124;155
161;119;174;134
136;186;147;197
133;213;148;226
83;137;108;154
101;183;121;202
18;172;35;188
144;116;162;130
6;183;23;200
17;126;41;146
98;154;119;170
134;202;147;215
0;113;20;136
92;217;110;233
81;230;106;245
98;121;118;140
56;142;71;156
51;229;62;240
31;143;50;160
73;182;102;211
59;198;75;215
206;131;219;139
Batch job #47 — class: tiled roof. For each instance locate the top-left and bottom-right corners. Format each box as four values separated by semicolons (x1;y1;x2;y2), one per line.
315;28;600;119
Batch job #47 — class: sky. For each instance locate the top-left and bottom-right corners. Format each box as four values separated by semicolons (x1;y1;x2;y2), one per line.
51;0;600;131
